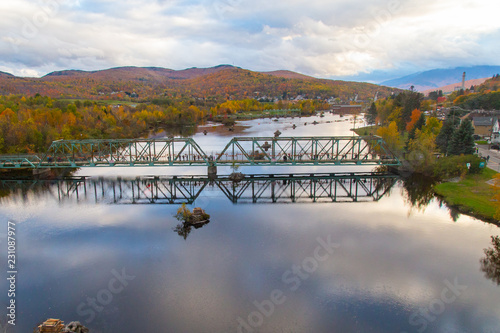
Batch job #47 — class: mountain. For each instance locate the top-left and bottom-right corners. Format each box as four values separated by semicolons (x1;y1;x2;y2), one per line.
0;65;398;101
42;65;236;81
422;78;490;95
0;71;14;77
381;66;500;91
44;69;91;77
260;70;316;80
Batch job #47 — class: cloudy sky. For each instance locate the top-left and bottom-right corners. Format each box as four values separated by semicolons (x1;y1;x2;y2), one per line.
1;0;500;81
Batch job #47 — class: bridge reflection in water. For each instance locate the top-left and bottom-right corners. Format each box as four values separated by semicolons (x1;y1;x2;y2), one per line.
0;173;398;205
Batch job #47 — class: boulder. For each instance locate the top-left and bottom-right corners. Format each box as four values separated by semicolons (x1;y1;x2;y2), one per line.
63;321;89;333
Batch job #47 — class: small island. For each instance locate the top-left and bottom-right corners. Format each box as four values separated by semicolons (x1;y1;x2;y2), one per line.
174;205;211;239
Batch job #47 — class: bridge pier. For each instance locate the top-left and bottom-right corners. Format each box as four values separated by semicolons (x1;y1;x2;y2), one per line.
208;165;217;179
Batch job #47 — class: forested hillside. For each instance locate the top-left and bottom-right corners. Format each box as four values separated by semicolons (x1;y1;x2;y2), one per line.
0;66;396;102
447;75;500;110
0;92;225;154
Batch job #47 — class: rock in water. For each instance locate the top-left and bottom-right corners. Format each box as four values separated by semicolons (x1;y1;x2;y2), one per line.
63;321;89;333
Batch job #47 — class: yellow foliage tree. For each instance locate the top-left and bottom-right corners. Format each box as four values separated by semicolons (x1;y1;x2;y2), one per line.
492;175;500;220
407;129;438;172
376;121;403;153
422;117;442;136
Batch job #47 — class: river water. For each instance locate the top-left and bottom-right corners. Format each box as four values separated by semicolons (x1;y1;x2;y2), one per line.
1;113;499;333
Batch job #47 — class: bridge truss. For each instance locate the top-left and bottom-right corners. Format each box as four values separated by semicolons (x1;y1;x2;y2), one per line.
0;136;399;169
216;136;398;166
38;138;209;168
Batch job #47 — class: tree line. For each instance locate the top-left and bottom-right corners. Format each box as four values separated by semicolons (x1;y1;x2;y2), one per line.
0;94;209;154
364;90;478;178
0;94;334;155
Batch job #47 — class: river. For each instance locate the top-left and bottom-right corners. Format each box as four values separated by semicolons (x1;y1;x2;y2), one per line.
0;113;499;333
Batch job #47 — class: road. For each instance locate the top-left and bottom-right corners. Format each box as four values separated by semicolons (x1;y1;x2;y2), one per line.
477;144;500;172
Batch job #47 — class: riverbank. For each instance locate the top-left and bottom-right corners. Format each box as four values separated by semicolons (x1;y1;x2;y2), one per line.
354;125;500;223
434;168;499;224
353;125;379;136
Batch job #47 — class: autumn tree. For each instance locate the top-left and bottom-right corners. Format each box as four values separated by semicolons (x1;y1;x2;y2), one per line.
422;117;442;136
376;121;403;153
406;113;426;148
428;90;443;101
375;99;398;125
406;119;441;172
393;91;424;132
406;109;422;132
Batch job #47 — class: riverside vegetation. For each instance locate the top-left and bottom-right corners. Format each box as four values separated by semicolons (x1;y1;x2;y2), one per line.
359;75;500;222
0;94;324;154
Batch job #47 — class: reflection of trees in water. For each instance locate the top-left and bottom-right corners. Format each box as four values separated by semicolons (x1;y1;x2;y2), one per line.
174;204;193;240
480;236;500;286
434;199;462;222
0;175;74;204
0;169;75;203
377;166;466;220
399;172;463;221
173;223;192;240
161;123;251;138
161;125;198;138
370;166;399;199
400;173;437;213
374;175;398;198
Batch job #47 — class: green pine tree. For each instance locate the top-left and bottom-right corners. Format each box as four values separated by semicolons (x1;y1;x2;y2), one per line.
365;102;378;125
447;119;475;155
435;119;456;154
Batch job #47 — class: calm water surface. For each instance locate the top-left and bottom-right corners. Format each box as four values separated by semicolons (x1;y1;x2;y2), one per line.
1;114;499;333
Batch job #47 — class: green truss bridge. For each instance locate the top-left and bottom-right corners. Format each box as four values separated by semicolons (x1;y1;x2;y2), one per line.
0;136;399;175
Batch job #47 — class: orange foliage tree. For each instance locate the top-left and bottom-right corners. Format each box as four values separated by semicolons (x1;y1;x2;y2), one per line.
406;109;421;132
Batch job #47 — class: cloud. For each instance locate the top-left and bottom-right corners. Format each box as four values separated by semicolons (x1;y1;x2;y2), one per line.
0;0;499;78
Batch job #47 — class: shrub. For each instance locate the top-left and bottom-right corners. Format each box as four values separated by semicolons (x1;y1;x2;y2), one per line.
433;154;485;180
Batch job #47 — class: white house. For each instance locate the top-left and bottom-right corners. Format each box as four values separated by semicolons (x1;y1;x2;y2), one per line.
491;118;500;143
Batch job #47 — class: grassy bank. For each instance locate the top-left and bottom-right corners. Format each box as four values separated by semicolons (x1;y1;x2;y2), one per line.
434;168;499;223
353;125;380;136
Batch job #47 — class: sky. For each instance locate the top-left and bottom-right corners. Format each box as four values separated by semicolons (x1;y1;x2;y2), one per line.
1;0;500;82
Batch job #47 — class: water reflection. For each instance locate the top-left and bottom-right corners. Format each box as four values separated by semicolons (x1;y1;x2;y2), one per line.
400;173;437;212
3;114;500;332
155;125;198;138
398;173;465;221
480;236;500;285
0;172;398;205
1;173;500;332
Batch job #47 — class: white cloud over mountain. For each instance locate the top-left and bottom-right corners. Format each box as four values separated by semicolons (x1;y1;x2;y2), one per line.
1;0;499;79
